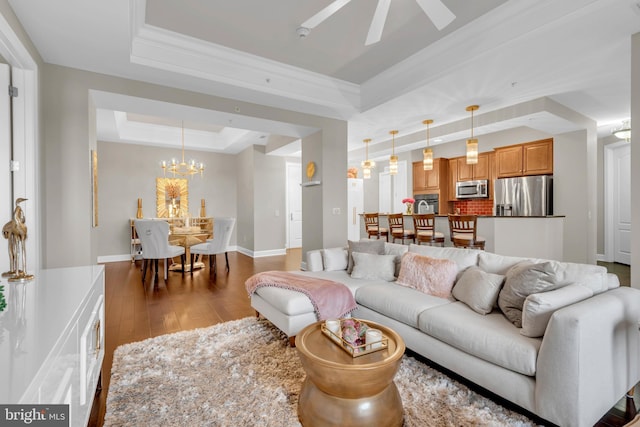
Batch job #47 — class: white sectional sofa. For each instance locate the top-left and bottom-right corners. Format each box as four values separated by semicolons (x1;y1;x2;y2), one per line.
249;242;640;427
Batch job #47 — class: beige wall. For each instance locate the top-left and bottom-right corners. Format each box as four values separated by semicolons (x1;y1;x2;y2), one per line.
97;141;238;258
41;63;347;268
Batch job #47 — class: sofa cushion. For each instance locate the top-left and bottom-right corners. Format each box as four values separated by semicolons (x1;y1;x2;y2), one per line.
384;242;408;277
542;260;608;294
499;262;560;327
418;302;541;376
347;239;385;274
322;247;348;271
452;266;505;315
408;244;479;272
396;252;458;298
350;252;396;281
356;282;451;328
478;252;541;275
520;284;593;337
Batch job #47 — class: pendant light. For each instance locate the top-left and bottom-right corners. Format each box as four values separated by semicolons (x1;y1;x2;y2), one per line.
466;105;479;165
389;130;398;175
361;138;376;179
422;119;434;171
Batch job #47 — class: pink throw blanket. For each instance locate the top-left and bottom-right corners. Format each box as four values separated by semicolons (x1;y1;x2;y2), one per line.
245;271;357;320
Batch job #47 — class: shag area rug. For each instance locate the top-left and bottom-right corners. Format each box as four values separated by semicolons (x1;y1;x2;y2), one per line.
105;317;538;427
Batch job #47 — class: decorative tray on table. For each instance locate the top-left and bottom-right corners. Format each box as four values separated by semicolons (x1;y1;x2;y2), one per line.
321;318;388;358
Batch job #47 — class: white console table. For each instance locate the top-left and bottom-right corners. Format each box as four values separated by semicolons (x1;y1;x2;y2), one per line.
0;265;105;427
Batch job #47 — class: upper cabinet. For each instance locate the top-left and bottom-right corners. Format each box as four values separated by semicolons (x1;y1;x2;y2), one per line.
495;138;553;178
456;152;490;181
413;158;448;193
449;152;494;201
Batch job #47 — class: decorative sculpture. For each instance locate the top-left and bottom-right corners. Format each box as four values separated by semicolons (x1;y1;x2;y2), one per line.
2;198;34;282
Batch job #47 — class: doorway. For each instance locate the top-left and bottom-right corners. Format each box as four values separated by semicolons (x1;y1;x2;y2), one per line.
604;140;631;265
286;162;302;248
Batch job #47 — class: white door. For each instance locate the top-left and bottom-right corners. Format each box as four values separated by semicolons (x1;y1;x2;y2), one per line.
286;162;302;248
392;160;408;213
613;143;631;265
347;178;363;240
379;171;391;213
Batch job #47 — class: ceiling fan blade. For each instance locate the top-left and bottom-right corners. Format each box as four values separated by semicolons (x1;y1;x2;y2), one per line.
415;0;456;30
301;0;352;29
365;0;391;46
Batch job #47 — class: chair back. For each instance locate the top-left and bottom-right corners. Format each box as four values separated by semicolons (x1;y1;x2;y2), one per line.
388;213;405;234
208;217;236;254
448;214;478;247
134;219;175;259
413;213;436;239
363;213;380;232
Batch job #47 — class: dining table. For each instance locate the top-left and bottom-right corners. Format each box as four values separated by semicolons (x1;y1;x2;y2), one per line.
168;227;212;272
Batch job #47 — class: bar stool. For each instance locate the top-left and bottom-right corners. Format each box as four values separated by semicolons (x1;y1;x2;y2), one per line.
413;213;445;246
364;212;389;241
448;214;485;250
388;213;415;244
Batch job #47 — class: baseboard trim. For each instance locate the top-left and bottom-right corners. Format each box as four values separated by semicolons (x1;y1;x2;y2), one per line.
236;247;287;258
98;254;133;263
98;246;286;263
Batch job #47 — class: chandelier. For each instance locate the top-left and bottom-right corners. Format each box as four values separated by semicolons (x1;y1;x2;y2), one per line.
161;122;205;178
361;138;376;179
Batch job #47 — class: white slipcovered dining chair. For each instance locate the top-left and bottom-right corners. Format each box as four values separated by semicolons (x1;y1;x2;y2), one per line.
134;219;186;288
190;217;236;276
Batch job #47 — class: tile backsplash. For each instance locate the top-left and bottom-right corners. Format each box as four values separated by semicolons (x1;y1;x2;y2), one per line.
453;199;494;216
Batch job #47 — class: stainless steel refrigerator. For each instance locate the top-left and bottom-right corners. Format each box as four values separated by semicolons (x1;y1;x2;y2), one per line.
494;175;553;216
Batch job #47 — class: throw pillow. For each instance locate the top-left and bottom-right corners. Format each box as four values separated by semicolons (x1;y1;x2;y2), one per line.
350;252;396;282
384;242;408;277
452;266;505;315
322;247;348;271
520;284;593;337
347;239;385;274
498;261;566;327
396;252;458;298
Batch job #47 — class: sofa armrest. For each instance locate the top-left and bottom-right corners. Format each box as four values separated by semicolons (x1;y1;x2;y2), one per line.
536;287;640;427
306;250;324;272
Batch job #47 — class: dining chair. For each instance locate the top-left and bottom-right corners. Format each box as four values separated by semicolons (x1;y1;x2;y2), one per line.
190;217;236;276
388;213;415;244
413;213;444;246
134;219;186;288
447;214;486;250
363;213;388;241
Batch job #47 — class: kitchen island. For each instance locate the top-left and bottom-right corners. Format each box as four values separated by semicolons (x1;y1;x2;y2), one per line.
361;214;565;261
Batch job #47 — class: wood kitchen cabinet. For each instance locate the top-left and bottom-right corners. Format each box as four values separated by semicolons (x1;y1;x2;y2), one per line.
413;158;448;193
495;138;553;178
448;158;458;201
456;152;490;181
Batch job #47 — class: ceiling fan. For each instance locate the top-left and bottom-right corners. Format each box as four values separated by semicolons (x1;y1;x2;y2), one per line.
300;0;456;46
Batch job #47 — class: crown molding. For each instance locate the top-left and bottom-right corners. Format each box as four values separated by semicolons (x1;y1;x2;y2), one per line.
130;0;360;118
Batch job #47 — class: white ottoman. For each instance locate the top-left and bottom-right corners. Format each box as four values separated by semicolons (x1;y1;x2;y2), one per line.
251;286;318;346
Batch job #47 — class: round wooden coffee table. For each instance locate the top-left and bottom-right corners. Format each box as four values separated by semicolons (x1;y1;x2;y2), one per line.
295;319;405;427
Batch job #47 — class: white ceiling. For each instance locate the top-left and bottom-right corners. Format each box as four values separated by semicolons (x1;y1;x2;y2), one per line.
7;0;640;158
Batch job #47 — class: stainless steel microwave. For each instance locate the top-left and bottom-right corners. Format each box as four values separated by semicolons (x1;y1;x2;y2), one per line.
455;180;489;199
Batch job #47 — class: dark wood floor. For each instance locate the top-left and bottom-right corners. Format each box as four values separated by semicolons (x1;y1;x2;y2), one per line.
90;251;636;427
